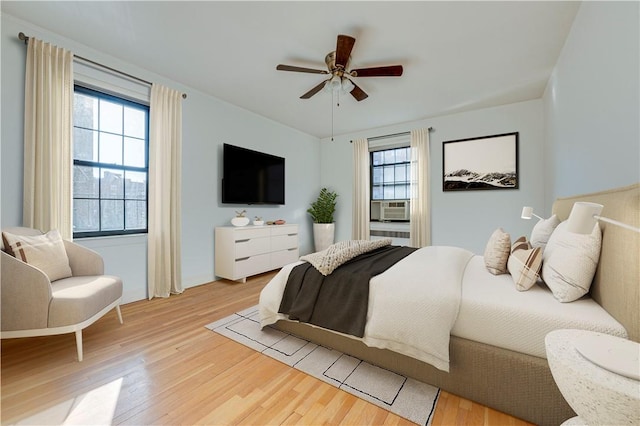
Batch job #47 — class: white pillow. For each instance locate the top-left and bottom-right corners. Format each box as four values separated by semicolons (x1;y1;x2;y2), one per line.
530;214;561;250
2;229;72;281
541;221;602;302
483;228;511;275
507;237;542;291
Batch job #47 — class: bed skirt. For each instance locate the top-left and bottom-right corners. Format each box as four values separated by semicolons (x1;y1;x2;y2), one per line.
273;320;574;426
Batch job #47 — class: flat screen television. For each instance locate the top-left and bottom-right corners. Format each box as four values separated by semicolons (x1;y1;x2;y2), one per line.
222;143;285;205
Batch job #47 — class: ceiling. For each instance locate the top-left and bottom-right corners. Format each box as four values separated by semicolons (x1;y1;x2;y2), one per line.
2;1;580;139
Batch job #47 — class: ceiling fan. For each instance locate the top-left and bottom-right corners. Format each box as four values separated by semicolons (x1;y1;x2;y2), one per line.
276;34;403;102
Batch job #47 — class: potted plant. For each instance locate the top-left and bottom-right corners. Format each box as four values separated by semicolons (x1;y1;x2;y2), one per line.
307;188;338;251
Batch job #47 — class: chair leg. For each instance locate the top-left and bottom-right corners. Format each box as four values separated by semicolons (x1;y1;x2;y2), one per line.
75;330;83;362
116;305;123;324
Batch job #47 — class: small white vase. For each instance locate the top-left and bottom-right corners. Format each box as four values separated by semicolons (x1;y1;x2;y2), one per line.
231;217;250;227
313;223;335;252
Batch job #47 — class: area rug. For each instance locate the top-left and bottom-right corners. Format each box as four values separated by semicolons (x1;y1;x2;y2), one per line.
205;306;440;425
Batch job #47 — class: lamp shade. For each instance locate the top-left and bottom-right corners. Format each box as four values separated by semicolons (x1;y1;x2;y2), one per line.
329;75;341;91
567;202;604;234
521;206;534;219
341;77;355;93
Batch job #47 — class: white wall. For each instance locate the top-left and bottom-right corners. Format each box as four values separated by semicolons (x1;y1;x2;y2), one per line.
320;99;545;254
1;14;320;303
543;1;640;210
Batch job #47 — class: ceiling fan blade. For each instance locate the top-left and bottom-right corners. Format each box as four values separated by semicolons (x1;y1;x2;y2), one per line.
300;80;328;99
277;64;328;74
350;83;369;102
351;65;403;77
335;35;356;69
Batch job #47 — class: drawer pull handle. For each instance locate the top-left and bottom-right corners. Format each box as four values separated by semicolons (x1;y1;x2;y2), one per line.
236;239;250;243
236;257;250;261
287;248;297;251
287;234;297;236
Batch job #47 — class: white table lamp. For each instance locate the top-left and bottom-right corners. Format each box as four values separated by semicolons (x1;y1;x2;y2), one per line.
521;206;543;220
567;201;640;234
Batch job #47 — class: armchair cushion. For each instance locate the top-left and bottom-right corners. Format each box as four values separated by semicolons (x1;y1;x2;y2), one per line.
2;229;72;281
48;275;123;328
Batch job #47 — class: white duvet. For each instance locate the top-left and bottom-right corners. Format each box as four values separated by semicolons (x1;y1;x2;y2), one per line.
259;245;474;372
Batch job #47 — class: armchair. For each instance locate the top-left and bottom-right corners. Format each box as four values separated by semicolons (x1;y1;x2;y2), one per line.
1;227;123;361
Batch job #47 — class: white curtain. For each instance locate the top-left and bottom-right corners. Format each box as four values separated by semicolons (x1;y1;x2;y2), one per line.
352;138;370;240
148;84;183;299
409;128;431;247
23;37;74;239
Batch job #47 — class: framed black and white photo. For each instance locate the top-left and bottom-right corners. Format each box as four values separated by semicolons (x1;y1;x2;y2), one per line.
442;132;518;191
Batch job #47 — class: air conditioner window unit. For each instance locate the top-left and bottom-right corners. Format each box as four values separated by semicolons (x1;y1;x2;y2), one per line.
371;200;410;221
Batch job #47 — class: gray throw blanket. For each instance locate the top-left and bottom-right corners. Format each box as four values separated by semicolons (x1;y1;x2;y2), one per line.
278;245;417;337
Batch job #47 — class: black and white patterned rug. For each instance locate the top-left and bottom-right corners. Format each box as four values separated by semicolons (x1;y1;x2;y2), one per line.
205;306;440;425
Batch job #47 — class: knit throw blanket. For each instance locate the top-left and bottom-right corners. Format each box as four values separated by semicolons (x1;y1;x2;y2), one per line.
300;238;393;276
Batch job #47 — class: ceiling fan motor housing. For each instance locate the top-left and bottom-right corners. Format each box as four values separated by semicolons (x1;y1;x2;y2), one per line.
325;51;351;77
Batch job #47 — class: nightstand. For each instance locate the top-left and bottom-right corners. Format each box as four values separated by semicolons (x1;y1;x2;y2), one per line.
545;329;640;425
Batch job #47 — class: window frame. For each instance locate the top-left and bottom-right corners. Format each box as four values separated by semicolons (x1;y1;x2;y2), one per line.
369;146;411;202
72;84;150;239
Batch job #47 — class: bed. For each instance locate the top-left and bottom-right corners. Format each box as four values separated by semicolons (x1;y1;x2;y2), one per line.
259;183;639;425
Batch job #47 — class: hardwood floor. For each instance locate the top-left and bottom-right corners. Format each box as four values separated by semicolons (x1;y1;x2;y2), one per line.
1;272;532;425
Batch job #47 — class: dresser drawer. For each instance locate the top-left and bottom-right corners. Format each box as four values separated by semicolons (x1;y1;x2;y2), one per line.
271;234;298;251
271;248;299;269
235;253;271;278
271;224;298;236
235;236;270;258
233;227;270;240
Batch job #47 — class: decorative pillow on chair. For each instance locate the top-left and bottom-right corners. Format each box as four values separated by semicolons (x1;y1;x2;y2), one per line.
2;229;72;281
530;214;561;251
541;221;602;302
507;236;542;291
483;228;511;275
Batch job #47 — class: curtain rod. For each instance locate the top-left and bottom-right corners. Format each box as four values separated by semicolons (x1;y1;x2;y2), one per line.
349;127;433;143
18;32;187;99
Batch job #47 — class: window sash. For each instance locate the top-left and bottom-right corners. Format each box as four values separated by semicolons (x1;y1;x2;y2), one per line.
370;147;411;201
72;85;149;238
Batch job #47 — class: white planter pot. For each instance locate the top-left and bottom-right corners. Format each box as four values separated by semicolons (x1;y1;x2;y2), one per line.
313;223;335;252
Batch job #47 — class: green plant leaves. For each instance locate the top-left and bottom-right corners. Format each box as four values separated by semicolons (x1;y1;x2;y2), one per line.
307;188;338;223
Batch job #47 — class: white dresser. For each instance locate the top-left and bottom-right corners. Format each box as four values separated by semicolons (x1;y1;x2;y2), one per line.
215;224;299;282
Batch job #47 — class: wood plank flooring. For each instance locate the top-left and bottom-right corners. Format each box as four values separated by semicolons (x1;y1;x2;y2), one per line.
1;272;533;425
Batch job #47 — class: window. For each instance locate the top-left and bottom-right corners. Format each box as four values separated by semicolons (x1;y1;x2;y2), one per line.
371;147;411;200
72;85;149;238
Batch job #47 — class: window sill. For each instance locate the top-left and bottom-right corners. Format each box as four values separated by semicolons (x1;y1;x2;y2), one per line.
74;233;147;248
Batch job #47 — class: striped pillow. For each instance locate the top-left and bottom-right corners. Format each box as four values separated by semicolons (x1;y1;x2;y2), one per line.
483;228;511;275
507;237;542;291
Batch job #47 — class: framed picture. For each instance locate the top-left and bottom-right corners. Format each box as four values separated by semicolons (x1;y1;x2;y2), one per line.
442;132;518;191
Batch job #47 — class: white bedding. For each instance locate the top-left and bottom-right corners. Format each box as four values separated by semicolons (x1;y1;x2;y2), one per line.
259;247;628;372
451;255;628;358
260;245;474;372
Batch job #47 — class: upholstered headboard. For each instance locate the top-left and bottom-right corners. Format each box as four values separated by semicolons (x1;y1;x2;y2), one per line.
552;183;640;342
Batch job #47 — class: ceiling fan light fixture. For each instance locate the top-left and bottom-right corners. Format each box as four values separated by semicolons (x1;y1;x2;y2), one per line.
341;77;354;93
329;75;342;91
